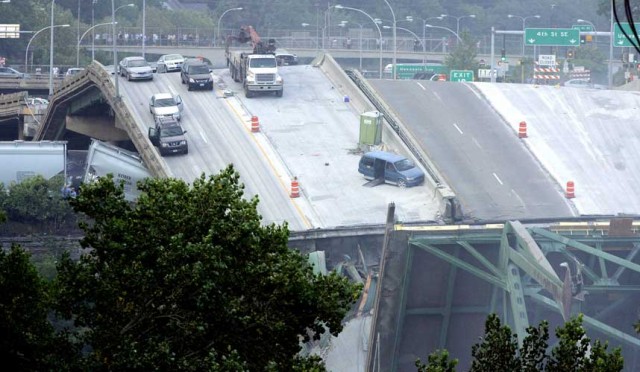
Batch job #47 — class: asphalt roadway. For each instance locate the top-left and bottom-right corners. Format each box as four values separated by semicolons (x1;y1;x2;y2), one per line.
368;79;576;221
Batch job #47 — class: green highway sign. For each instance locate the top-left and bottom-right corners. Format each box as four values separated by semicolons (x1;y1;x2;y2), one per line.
450;70;474;82
613;23;640;47
572;24;593;32
524;28;580;46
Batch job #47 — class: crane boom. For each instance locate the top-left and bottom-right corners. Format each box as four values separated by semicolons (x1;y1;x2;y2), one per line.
225;25;276;55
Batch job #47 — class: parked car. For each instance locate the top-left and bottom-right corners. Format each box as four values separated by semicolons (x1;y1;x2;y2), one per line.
358;151;424;188
0;66;26;78
148;117;188;156
119;56;153;81
180;59;213;91
275;50;298;66
26;97;49;105
65;67;85;77
156;54;185;73
149;92;183;121
561;78;605;89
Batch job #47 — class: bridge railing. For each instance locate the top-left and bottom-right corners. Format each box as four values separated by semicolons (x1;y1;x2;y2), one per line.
34;62;170;179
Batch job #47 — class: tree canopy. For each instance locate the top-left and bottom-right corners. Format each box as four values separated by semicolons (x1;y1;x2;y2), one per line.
0;166;360;370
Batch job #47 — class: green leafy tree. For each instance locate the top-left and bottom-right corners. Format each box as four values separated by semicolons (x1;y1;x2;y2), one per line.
0;245;76;370
415;349;458;372
2;175;75;230
53;166;360;370
470;314;521;372
547;314;623;372
444;31;479;73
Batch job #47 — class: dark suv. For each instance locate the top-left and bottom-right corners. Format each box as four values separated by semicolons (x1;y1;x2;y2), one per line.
180;59;213;91
148;117;188;156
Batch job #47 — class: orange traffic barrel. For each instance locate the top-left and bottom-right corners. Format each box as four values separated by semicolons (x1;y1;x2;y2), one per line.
518;121;527;138
565;181;575;199
251;116;260;132
290;177;300;198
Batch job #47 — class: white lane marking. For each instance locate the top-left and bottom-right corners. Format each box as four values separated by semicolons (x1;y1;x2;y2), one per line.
473;138;482;149
168;83;178;96
416;82;426;90
493;172;504;185
199;130;208;143
432;91;442;101
511;189;525;206
453;123;464;134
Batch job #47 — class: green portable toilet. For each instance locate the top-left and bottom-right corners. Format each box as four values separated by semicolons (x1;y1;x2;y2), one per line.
359;111;383;146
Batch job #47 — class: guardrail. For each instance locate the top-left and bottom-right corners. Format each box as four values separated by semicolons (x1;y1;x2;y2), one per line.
35;61;170;179
0;76;64;91
0;91;26;118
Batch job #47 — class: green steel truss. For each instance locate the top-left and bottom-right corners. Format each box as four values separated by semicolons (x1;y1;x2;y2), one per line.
392;220;640;371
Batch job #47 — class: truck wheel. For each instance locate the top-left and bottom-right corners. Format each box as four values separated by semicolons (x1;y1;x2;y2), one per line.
188;85;192;92
276;88;283;97
245;89;253;98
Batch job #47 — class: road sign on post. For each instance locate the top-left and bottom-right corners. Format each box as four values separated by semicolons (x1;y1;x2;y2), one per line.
614;23;640;47
0;24;20;39
450;70;474;82
572;25;593;32
524;28;580;46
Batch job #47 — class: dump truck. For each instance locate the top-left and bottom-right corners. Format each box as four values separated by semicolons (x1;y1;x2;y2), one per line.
225;26;284;98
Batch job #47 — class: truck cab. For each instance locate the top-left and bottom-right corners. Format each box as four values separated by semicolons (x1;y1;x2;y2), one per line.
228;52;283;98
148;117;188;156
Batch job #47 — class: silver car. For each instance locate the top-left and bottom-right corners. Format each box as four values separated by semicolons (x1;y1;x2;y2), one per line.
156;54;185;73
119;56;154;81
149;92;183;121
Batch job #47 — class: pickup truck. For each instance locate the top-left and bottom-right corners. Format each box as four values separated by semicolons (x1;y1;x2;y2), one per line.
149;92;183;121
148;117;188;156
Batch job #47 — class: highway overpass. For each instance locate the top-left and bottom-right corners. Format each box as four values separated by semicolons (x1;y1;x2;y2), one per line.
13;51;640;371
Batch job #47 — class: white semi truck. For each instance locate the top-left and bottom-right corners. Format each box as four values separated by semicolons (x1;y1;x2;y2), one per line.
225;26;284;98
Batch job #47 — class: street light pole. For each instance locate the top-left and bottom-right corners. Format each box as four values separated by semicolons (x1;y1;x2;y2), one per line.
26;24;70;74
442;14;475;40
49;0;56;96
92;0;96;61
142;0;146;58
577;18;597;44
420;16;443;63
217;7;243;47
608;1;614;88
382;0;397;79
112;2;134;99
335;5;383;78
508;14;541;56
77;22;115;68
425;24;462;43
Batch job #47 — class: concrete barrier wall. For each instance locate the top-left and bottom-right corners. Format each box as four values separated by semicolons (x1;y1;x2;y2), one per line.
35;62;171;179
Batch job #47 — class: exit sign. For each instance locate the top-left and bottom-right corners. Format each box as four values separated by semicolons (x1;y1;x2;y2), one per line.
449;70;474;82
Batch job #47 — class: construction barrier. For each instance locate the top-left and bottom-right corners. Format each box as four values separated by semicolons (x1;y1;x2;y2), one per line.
290;177;300;198
251;115;260;133
565;181;575;199
518;121;527;138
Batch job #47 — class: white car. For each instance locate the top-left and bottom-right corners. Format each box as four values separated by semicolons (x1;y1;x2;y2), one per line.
26;97;49;105
149;92;183;121
156;54;185;73
65;67;85;77
119;56;154;81
561;79;605;89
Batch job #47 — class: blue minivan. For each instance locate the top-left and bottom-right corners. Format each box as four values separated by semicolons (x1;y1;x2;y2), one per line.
358;151;425;188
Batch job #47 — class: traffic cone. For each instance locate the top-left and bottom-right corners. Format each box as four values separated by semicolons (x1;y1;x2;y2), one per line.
251;116;260;133
290;177;300;198
565;181;575;199
518;121;527;138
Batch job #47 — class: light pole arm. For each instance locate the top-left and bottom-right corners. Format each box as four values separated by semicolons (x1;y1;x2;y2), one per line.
77;22;115;66
25;26;54;72
335;6;383;78
426;25;462;42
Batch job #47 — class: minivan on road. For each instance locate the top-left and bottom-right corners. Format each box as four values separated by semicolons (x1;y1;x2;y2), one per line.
358;151;425;188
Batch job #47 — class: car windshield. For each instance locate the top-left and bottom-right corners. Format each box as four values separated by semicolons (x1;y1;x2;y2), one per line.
165;55;182;61
155;98;176;107
190;65;209;74
250;58;276;68
161;126;183;137
129;60;148;67
394;159;415;172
